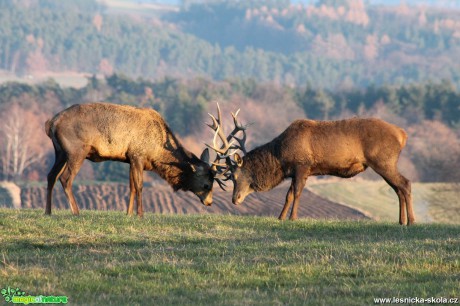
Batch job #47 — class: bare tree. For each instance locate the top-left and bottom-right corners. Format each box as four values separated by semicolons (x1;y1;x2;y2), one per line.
0;104;44;181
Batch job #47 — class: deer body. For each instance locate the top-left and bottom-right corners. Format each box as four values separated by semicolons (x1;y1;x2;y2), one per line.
45;103;213;216
231;118;415;225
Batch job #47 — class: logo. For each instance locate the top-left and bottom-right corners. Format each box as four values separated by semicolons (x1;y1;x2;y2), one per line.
1;287;25;303
1;287;68;304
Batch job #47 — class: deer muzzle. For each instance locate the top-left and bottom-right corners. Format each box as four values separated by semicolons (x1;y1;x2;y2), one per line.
232;193;242;205
200;192;213;206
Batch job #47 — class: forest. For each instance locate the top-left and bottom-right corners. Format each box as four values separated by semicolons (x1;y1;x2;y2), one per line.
1;0;460;88
0;74;459;184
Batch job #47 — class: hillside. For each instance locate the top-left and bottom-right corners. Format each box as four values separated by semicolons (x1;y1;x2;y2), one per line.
308;181;460;224
0;210;458;305
2;0;460;87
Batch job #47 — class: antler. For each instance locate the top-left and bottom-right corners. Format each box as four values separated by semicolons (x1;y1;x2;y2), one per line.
205;105;236;156
206;103;248;190
229;110;248;155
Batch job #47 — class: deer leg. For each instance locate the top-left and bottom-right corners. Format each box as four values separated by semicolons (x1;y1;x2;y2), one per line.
46;151;67;215
129;158;144;217
391;174;414;225
278;181;294;220
289;168;309;221
127;167;136;216
395;188;407;225
372;164;414;225
404;181;415;225
59;154;86;216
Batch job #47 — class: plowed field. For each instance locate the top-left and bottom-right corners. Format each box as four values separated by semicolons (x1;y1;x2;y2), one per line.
19;182;369;220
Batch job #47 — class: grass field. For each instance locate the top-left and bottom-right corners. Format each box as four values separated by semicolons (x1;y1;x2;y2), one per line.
0;209;458;305
308;181;460;224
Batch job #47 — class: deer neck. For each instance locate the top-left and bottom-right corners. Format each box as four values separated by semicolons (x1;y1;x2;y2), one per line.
152;133;194;191
245;143;284;192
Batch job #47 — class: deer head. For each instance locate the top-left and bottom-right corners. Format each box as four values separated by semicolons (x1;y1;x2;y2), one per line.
187;148;214;206
230;152;254;205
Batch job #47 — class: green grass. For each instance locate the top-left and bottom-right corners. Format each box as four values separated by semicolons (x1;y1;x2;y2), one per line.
0;209;458;305
308;181;460;224
427;183;460;224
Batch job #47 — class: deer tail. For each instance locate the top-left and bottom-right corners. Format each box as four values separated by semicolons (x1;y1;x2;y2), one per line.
399;128;408;148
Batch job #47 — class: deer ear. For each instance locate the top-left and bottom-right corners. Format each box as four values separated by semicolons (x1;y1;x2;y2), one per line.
189;163;204;173
200;148;210;164
234;153;243;167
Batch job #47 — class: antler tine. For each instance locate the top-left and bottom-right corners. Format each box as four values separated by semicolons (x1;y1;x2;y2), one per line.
206;103;236;168
214;155;232;191
216;147;240;159
217;102;223;127
221;169;233;181
205;125;235;155
225;109;248;155
213;159;235;189
231;109;246;130
232;129;247;155
207;113;219;130
224;108;248;146
215;178;227;191
211;161;228;168
215;165;232;179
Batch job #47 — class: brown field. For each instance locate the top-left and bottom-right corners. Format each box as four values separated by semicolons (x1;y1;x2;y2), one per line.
17;182;368;220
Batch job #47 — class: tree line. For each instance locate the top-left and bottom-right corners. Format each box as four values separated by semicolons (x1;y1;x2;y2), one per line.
1;0;460;88
0;75;459;183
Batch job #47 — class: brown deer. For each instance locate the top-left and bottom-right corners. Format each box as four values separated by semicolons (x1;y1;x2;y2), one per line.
211;117;415;225
45;102;216;217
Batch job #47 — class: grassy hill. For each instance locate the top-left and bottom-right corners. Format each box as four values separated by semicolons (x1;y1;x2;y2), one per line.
308;181;460;224
0;209;458;305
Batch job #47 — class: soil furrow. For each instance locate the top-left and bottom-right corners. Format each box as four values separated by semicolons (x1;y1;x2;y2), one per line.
18;183;369;220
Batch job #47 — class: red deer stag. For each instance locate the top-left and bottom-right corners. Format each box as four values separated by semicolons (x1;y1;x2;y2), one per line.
45;102;215;217
212;117;415;225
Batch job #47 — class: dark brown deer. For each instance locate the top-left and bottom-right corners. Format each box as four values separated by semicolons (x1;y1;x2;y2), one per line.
45;102;215;217
213;118;415;225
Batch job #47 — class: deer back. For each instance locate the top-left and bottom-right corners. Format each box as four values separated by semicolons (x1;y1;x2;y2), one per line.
49;103;178;162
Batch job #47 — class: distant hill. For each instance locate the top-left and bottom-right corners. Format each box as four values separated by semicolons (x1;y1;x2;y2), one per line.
165;0;460;87
2;0;460;88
